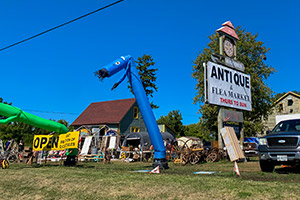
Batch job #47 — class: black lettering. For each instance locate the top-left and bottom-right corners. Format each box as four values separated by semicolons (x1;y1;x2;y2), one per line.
234;74;239;86
240;75;245;87
46;137;52;149
219;88;223;95
245;95;250;101
52;136;59;148
211;65;217;79
212;87;217;94
40;137;48;148
217;67;224;80
33;137;40;148
245;77;250;88
224;69;230;82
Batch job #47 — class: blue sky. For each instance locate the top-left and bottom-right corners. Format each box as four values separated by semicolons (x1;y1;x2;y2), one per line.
0;0;299;125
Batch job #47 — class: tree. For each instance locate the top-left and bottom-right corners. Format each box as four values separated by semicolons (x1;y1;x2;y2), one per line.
184;123;202;138
57;119;69;128
157;110;185;137
183;120;217;140
192;26;276;137
128;54;159;109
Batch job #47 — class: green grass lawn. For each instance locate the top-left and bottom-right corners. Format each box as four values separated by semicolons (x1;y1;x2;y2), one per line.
0;160;300;200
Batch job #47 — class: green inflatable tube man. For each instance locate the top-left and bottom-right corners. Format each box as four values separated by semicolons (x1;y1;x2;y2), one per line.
0;102;68;133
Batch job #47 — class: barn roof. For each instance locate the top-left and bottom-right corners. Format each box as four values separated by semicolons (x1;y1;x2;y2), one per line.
274;91;300;105
71;98;136;126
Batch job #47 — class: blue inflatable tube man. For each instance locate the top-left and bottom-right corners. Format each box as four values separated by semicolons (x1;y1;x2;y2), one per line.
95;55;168;169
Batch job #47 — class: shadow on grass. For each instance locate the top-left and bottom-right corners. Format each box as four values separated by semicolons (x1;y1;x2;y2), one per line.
245;157;259;162
275;166;300;174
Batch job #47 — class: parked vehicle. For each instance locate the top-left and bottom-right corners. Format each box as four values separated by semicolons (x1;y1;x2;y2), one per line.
258;119;300;172
243;137;259;159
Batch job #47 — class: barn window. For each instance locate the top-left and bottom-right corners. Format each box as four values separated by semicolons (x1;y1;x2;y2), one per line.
279;103;284;112
288;99;293;106
133;107;139;119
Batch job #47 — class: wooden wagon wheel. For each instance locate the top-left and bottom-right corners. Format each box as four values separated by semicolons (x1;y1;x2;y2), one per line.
180;151;190;165
179;140;192;165
189;151;200;165
206;152;219;162
171;139;185;164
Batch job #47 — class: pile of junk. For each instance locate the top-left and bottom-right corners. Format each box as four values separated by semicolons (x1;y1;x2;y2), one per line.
120;132;175;162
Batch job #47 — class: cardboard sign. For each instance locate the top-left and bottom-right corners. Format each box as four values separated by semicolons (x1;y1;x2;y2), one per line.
33;131;79;151
221;127;245;161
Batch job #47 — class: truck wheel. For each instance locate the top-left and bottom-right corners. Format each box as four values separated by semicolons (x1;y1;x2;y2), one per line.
259;160;274;172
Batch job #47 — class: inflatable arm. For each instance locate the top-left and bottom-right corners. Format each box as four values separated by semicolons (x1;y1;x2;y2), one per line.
95;55;168;168
0;102;69;134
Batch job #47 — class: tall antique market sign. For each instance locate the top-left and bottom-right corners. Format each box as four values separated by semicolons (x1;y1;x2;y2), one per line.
204;21;251;150
205;61;252;111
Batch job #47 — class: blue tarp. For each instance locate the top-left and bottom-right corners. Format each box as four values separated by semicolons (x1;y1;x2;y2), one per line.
244;137;259;148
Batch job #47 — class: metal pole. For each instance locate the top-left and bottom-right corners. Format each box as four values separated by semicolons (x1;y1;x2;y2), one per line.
217;107;224;148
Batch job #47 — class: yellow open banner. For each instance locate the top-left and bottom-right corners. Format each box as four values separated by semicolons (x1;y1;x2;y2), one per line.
33;131;80;151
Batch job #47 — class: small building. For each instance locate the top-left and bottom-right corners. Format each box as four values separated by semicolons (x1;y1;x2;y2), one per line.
71;98;147;137
264;91;300;133
157;124;177;137
122;132;175;150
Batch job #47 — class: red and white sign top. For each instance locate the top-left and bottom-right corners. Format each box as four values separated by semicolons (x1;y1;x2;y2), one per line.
217;21;239;40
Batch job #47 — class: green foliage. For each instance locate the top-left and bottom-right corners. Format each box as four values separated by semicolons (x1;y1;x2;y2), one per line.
128;54;159;109
0;98;12;105
57;119;69;127
0;122;51;146
192;26;276;137
0;120;69;146
184;123;202;138
157;110;185;137
184;120;216;140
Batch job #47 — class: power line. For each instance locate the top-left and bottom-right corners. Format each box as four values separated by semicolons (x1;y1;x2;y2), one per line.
0;0;125;52
24;109;79;115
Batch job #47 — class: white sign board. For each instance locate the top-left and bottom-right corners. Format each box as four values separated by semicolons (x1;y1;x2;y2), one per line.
206;61;252;111
108;136;117;150
80;136;92;155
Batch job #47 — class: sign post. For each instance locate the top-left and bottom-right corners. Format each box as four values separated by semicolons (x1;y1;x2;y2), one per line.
204;21;251;151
